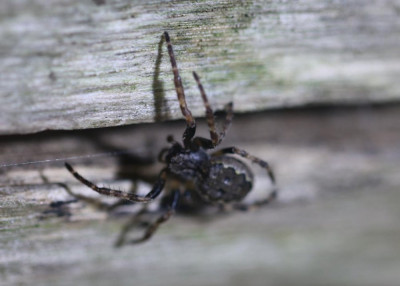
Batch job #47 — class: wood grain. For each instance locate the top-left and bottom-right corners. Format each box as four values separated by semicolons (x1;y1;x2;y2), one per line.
1;0;400;134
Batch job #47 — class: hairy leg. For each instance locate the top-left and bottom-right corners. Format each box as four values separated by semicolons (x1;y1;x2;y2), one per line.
57;181;136;211
65;163;167;202
164;32;196;147
192;71;219;146
192;72;234;147
217;102;234;145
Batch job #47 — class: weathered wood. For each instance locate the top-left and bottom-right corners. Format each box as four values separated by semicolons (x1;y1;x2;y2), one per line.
1;0;400;134
1;104;400;285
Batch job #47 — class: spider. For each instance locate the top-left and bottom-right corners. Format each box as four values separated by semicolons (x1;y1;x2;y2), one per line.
65;32;277;245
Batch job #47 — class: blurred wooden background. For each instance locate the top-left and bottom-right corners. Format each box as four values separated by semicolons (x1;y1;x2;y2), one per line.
1;1;400;286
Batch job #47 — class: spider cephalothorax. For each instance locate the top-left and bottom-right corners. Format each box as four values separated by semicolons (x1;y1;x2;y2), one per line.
65;32;277;245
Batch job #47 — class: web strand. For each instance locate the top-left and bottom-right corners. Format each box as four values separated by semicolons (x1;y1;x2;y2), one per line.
0;150;138;169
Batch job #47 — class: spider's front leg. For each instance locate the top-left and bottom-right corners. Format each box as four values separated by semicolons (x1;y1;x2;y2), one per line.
164;31;196;147
55;181;137;211
192;72;234;148
190;100;233;151
64;163;167;202
165;32;234;149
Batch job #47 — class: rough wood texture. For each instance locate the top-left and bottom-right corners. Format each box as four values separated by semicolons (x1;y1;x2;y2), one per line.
1;104;400;285
1;0;400;134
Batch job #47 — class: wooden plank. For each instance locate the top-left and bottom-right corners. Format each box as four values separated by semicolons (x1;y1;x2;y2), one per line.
0;0;400;134
1;104;400;285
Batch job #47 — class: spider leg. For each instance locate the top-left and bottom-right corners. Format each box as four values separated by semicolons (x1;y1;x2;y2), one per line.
190;102;233;150
192;72;234;147
212;147;277;210
55;182;136;211
218;102;234;145
65;163;167;202
124;189;180;245
41;170;126;211
164;31;196;148
191;136;214;150
192;71;219;146
114;204;149;247
105;184;141;211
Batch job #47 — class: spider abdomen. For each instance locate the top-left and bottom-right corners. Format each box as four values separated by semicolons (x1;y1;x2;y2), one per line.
196;156;254;203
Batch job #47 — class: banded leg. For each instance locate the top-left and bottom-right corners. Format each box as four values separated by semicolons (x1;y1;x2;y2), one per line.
65;163;167;202
218;102;234;145
124;189;180;245
190;100;233;150
56;181;136;211
192;72;234;147
164;31;196;147
212;147;277;209
193;71;219;146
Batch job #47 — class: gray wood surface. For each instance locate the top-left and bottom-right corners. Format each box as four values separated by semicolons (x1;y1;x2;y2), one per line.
1;104;400;286
1;0;400;134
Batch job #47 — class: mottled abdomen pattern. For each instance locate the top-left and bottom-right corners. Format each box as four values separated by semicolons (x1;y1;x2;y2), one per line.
196;156;254;203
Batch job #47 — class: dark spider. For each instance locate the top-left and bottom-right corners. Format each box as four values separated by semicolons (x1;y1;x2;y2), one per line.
65;32;277;245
